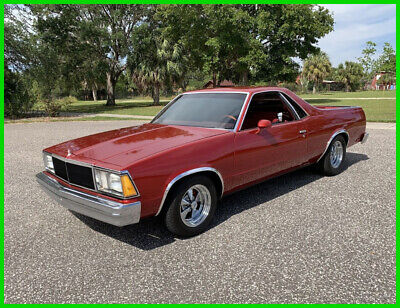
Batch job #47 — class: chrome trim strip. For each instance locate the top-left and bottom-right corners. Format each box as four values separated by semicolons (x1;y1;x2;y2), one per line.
233;92;250;132
279;92;300;120
151;92;250;132
151;94;182;122
43;151;140;199
155;167;225;216
316;129;350;162
36;172;141;227
280;92;310;118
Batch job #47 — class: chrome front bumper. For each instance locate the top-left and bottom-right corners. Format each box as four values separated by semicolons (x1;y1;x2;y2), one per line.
36;172;141;227
361;132;369;144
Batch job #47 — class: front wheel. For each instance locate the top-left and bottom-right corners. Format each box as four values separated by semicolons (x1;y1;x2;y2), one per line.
317;135;347;176
164;175;218;237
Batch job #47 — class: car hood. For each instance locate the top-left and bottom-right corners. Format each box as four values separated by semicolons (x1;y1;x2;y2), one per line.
44;123;228;168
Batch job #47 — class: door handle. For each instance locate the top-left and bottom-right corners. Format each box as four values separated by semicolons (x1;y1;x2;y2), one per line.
299;130;307;134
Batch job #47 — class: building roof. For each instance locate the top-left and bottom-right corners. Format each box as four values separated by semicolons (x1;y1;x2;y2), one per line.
203;79;235;88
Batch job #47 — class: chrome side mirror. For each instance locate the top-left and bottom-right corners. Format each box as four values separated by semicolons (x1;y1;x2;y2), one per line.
277;112;283;122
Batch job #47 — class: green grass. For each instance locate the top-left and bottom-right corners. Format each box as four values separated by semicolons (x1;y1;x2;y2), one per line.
299;90;396;99
60;91;396;122
309;99;396;122
5;116;150;124
65;97;171;116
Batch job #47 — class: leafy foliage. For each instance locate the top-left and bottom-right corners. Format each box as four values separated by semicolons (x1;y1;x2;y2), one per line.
334;61;364;92
302;52;332;93
4;68;36;117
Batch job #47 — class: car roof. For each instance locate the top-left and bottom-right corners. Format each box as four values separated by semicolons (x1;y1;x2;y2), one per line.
185;86;288;95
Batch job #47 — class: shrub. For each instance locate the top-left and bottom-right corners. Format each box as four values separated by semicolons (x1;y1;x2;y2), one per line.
4;69;36;118
41;96;77;117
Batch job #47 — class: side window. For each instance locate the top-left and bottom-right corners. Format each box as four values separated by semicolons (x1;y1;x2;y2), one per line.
241;92;296;130
281;93;308;119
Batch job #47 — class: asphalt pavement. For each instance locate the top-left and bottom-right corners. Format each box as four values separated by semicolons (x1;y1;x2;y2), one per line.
4;121;396;303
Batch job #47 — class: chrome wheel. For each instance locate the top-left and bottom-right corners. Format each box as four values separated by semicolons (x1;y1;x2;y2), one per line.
330;140;343;168
180;184;211;227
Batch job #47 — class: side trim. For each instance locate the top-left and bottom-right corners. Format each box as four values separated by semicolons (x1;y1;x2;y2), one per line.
316;129;349;162
155;167;225;216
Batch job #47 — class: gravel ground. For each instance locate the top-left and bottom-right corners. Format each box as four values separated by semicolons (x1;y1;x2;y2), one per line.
4;121;396;304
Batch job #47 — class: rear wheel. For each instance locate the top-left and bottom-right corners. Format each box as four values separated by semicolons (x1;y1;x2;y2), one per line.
317;135;347;176
164;175;217;237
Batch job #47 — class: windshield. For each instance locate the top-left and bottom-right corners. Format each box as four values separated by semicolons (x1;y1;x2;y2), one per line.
152;93;247;129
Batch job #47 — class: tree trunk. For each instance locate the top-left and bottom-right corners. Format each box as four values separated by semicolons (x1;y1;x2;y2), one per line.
212;71;217;88
92;87;97;101
345;84;350;92
242;70;249;86
152;84;160;105
106;72;116;106
313;83;317;94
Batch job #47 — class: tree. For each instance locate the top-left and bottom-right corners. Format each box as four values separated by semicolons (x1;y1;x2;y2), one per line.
242;4;333;83
128;16;188;105
156;4;334;85
358;41;377;78
32;4;146;106
303;52;332;93
334;61;364;92
374;42;396;74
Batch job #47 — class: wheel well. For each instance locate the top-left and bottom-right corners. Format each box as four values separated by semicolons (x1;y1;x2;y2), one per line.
159;171;223;216
337;132;349;145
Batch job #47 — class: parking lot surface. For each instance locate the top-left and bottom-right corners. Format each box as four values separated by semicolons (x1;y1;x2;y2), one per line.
4;121;396;303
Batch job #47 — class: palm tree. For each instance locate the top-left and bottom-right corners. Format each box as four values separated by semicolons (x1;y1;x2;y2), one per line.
129;21;189;105
303;52;332;94
334;61;364;92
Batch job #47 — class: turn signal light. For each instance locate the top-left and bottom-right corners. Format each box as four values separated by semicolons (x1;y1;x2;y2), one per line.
121;175;138;197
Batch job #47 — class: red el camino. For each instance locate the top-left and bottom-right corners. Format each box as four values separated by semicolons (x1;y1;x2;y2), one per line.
36;87;368;236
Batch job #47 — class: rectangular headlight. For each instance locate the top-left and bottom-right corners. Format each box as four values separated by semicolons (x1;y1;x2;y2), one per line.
94;169;138;198
43;153;54;173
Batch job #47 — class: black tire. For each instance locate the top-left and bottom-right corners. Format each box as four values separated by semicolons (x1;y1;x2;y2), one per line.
317;135;347;176
164;175;218;237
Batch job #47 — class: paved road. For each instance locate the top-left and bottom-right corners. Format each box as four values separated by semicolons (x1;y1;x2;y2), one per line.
4;121;395;303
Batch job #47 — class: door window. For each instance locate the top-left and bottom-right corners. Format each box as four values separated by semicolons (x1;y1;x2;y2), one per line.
241;92;296;130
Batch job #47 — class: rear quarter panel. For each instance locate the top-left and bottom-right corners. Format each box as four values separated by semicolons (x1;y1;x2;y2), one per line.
305;106;366;162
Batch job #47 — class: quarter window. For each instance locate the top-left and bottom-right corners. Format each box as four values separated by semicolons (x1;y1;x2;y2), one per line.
281;93;308;119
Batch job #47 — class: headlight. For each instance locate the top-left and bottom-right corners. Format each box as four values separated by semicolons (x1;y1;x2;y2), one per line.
43;153;54;173
94;169;138;198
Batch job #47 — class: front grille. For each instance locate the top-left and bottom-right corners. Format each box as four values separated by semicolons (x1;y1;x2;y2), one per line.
66;162;95;189
52;157;95;190
53;157;68;180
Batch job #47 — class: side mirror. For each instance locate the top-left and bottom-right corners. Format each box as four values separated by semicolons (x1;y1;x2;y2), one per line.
256;119;271;133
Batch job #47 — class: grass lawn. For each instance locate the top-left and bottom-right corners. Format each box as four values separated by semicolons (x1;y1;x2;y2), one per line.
5;115;151;124
62;91;395;122
308;99;396;122
65;98;170;116
300;90;396;99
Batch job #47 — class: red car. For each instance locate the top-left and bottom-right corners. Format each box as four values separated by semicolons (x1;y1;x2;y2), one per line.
36;87;368;236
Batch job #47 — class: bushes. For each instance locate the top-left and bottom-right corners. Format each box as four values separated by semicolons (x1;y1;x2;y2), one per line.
4;69;37;118
39;96;77;117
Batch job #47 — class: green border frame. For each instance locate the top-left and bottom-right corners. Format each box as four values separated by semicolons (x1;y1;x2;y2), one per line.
1;2;398;305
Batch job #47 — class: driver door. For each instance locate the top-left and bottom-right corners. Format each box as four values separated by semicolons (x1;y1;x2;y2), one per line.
233;91;307;187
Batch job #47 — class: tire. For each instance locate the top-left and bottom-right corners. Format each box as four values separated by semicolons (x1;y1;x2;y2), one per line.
317;135;347;176
164;175;218;237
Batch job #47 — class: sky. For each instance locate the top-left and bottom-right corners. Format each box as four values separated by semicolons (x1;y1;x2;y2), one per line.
318;4;396;66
